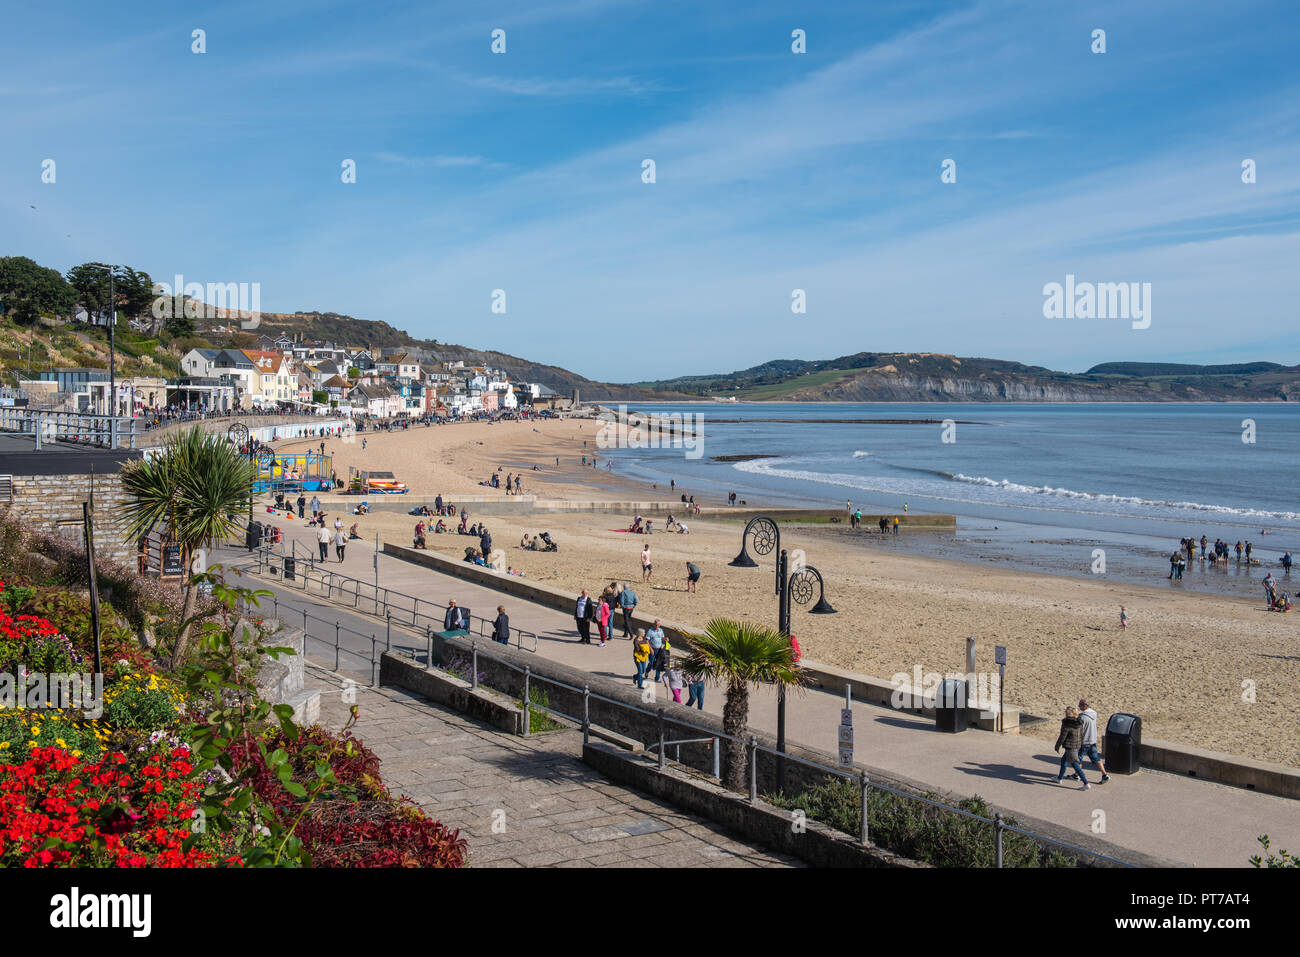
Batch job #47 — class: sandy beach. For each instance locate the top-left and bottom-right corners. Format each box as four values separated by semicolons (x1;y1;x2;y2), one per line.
274;420;1300;769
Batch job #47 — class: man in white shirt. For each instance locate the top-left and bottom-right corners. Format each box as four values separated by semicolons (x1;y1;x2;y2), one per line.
1071;698;1110;783
317;525;331;562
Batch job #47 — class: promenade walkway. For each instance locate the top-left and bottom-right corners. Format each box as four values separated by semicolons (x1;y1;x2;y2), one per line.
222;521;1299;868
311;668;799;867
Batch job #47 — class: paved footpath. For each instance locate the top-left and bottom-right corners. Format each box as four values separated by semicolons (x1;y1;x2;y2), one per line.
221;522;1300;868
311;666;800;867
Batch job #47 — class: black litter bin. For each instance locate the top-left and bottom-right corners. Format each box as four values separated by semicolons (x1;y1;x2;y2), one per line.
283;556;296;581
935;678;969;733
246;522;263;551
1105;713;1142;774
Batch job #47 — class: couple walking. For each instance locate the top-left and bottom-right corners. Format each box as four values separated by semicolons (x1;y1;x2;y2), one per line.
1052;699;1111;789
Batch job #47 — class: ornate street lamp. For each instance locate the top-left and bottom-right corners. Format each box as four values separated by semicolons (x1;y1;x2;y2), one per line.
226;422;253;545
729;515;781;595
729;516;836;792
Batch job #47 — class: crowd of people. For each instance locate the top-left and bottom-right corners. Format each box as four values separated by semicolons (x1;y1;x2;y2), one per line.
1166;535;1293;609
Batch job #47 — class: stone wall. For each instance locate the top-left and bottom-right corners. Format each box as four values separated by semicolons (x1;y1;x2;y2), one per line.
2;471;135;565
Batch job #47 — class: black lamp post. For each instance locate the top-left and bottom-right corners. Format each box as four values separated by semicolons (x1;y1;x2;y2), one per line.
227;422;253;544
730;516;836;791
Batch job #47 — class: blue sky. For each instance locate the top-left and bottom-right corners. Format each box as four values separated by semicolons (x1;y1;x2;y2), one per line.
3;0;1298;380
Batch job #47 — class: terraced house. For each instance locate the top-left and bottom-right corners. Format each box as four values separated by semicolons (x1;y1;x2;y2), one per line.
242;350;297;408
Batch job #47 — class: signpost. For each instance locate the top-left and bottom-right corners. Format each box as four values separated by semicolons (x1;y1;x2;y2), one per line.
837;686;854;769
995;645;1007;733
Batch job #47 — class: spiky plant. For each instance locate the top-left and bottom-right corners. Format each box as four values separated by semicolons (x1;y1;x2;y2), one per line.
120;425;256;667
681;618;802;791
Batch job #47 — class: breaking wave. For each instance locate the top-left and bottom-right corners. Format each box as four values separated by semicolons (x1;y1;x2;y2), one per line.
732;457;1300;524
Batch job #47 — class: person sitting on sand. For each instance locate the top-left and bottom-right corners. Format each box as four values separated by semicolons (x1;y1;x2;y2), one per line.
348;523;360;540
520;533;533;549
434;519;447;534
677;521;689;535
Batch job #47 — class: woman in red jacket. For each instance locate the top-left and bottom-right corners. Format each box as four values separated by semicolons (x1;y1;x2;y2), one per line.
597;597;611;647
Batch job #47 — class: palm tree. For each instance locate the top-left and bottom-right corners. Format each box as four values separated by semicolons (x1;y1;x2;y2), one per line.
120;425;256;667
681;618;802;792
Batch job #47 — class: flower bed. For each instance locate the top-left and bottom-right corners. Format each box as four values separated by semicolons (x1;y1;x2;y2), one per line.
0;572;467;868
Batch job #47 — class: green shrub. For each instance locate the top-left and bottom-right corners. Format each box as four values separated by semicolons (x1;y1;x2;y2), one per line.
767;777;1075;868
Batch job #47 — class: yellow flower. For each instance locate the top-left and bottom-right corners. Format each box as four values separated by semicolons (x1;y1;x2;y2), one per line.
55;738;67;748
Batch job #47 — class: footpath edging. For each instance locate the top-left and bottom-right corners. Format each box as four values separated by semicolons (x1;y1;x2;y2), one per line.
383;541;1300;802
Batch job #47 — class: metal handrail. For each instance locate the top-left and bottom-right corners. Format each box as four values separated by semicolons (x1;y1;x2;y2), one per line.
394;638;1137;869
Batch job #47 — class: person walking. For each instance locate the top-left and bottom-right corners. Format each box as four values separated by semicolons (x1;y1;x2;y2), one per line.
1119;606;1128;630
596;595;611;647
661;656;685;704
1053;706;1091;789
684;561;701;593
684;666;706;710
296;493;306;518
893;516;900;536
1263;571;1278;608
493;605;510;646
574;590;593;644
309;494;321;520
641;544;652;583
334;527;347;561
316;524;330;562
1068;698;1110;784
646;620;667;681
443;599;467;632
632;630;651;689
618;581;638;638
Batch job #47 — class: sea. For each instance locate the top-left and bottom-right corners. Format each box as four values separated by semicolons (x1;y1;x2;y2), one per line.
599;403;1300;597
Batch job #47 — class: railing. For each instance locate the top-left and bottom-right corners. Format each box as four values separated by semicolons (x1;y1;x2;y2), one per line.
397;637;1139;870
0;407;139;450
237;539;539;654
224;539;1135;869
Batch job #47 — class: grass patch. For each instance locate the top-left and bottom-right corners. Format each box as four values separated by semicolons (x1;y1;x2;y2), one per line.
519;686;564;733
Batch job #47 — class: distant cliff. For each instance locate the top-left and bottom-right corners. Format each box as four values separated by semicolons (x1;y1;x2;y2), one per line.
633;353;1300;402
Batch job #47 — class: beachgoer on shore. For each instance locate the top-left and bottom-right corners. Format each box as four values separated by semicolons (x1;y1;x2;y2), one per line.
1053;706;1090;789
334;527;347;561
493;605;510;645
685;561;701;593
317;525;330;562
641;545;652;582
893;517;900;535
1119;606;1127;630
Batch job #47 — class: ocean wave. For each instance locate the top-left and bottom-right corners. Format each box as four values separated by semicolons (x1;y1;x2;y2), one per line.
852;450;872;458
732;457;1300;524
949;473;1300;522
